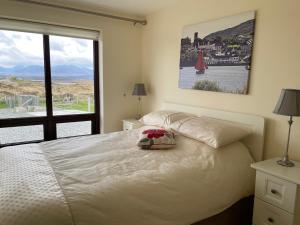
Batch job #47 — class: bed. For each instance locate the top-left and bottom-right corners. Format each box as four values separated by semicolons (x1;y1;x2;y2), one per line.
0;102;265;225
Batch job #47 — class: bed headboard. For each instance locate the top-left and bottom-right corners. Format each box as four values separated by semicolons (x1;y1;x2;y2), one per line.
162;101;265;162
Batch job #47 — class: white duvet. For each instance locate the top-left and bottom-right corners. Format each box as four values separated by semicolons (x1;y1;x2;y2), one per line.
0;126;255;225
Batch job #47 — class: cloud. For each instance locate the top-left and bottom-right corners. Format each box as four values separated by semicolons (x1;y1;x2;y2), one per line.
50;35;93;67
0;46;43;67
0;30;44;67
75;39;89;47
50;41;64;52
0;30;93;68
0;32;14;45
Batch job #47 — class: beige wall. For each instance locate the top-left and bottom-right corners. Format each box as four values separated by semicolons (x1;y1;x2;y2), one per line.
0;0;143;133
1;0;300;161
142;0;300;161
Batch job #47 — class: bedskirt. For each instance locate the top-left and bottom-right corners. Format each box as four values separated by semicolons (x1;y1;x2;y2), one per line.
193;196;254;225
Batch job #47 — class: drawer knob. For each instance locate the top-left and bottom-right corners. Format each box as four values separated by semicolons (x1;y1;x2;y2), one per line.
271;189;279;195
268;217;274;223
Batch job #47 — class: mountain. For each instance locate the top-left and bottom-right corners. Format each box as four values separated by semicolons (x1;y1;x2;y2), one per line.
10;65;44;76
51;65;93;77
204;19;255;41
0;64;93;80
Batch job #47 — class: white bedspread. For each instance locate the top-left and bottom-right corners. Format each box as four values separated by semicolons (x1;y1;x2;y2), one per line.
0;126;255;225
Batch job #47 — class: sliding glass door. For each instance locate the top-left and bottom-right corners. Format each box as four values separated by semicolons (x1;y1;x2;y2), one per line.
0;29;100;146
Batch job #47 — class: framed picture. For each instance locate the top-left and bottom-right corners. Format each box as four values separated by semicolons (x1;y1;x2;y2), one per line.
179;11;256;94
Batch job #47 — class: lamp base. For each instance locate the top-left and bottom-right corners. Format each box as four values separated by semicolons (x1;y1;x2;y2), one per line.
277;158;295;167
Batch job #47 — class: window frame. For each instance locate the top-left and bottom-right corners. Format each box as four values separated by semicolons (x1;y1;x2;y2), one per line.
0;34;100;147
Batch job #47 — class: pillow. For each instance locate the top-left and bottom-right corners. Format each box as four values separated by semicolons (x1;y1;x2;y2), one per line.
139;110;190;128
170;116;252;148
137;129;176;150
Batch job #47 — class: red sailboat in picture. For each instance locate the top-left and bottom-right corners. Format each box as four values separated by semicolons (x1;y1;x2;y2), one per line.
195;50;207;74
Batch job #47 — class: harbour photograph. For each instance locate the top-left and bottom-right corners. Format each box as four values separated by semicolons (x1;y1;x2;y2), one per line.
179;11;256;94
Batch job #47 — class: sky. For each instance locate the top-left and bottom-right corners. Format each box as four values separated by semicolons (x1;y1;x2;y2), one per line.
0;29;93;68
182;11;255;41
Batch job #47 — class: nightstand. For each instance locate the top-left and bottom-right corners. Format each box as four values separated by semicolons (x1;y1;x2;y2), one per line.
251;158;300;225
122;119;143;131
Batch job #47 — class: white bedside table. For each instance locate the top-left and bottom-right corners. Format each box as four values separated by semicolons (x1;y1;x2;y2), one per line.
122;119;143;131
251;158;300;225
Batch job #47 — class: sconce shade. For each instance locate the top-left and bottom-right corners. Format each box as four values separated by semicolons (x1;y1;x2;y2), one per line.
273;89;300;116
132;83;147;96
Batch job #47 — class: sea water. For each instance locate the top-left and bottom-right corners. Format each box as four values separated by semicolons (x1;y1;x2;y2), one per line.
179;66;249;93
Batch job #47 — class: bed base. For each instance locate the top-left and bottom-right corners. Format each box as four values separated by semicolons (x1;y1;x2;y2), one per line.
192;196;254;225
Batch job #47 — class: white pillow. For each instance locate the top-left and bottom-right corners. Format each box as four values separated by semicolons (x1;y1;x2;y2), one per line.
139;110;191;128
170;116;252;148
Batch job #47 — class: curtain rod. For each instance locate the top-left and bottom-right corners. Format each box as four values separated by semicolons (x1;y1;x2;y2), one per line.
12;0;147;26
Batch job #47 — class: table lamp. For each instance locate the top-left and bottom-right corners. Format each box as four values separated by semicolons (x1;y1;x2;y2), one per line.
273;89;300;167
132;83;147;119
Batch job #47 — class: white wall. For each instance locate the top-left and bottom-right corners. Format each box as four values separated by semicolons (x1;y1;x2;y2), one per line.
142;0;300;161
0;0;143;132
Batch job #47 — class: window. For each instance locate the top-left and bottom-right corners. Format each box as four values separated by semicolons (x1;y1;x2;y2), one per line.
0;125;44;145
57;121;92;138
49;35;95;115
0;30;46;118
0;28;100;147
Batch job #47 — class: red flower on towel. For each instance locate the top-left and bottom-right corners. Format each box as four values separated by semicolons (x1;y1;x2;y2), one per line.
142;129;167;139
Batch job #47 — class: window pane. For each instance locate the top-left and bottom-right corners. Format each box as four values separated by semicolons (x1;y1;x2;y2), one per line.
57;121;91;138
0;30;46;119
49;36;94;116
0;125;43;144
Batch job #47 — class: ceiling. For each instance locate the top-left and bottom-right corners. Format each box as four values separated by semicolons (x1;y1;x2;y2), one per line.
38;0;180;17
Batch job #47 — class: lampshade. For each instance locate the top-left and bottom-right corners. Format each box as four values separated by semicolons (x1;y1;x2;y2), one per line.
273;89;300;116
132;83;147;96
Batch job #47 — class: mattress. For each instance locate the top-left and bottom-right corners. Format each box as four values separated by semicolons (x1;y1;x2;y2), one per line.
0;126;255;225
